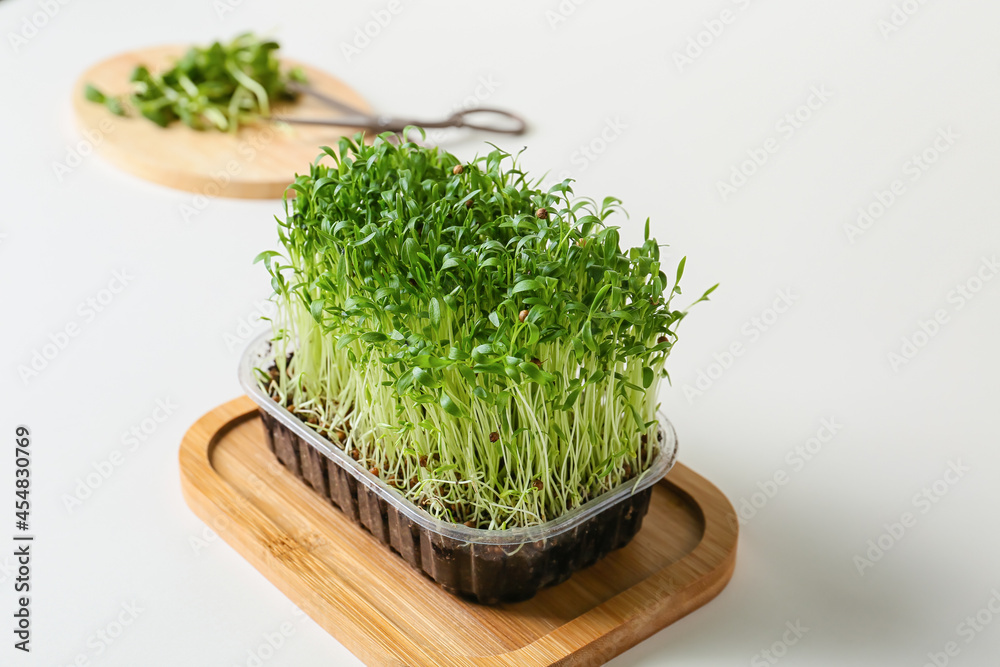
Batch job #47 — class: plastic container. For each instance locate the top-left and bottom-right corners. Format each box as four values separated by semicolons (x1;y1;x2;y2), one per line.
239;333;679;604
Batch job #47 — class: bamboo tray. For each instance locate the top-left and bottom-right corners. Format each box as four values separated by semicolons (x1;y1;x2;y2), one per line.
179;396;738;666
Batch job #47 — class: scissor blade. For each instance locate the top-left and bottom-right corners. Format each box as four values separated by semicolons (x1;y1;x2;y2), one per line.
275;115;418;134
273;115;375;129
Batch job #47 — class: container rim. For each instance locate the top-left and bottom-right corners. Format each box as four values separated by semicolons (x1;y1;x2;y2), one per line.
238;331;679;546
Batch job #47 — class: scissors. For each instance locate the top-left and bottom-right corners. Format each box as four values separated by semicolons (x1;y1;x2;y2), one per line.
276;81;528;136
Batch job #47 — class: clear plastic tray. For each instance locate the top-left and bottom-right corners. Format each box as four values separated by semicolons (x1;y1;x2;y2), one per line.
239;332;678;602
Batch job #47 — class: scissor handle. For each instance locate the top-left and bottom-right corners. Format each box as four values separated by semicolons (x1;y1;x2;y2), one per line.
387;108;527;136
440;107;528;136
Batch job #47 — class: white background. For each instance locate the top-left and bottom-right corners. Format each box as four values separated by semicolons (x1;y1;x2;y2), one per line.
1;0;998;665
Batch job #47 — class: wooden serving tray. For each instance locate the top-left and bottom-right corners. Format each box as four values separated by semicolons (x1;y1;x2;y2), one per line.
179;397;738;666
73;46;371;198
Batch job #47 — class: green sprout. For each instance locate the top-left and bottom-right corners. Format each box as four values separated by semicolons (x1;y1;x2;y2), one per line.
255;130;716;529
85;33;306;131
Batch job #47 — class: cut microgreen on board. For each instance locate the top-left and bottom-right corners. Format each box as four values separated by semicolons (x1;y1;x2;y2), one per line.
84;33;306;131
255;130;716;530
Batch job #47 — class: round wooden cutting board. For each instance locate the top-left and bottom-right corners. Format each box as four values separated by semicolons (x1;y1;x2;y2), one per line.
72;45;372;199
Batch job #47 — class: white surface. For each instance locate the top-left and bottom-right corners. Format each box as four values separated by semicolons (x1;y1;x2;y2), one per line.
1;1;998;665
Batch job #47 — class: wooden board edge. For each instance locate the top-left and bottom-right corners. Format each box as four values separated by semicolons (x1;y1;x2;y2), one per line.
178;398;439;666
500;459;739;666
179;396;738;667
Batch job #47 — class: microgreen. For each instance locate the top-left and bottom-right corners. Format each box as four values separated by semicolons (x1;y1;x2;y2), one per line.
85;33;306;131
255;130;716;529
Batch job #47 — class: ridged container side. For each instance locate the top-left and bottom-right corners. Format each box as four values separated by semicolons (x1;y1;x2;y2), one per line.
259;413;657;603
243;333;678;604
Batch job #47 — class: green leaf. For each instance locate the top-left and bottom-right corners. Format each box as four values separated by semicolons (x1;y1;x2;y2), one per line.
413;354;450;369
360;332;389;344
106;98;127;117
627;403;644;428
457;365;477;385
309;299;325;321
561;387;581;410
253;250;282;265
312;177;336;197
525;321;540;347
471;344;494;363
692;283;719;306
590;284;611;315
84;84;106;103
440;393;465;418
395;368;415;392
402;237;420;267
353;230;377;246
519;362;554;384
413;367;436;387
511;279;541;294
582;320;597;353
642;366;654;389
428;297;442;327
336;333;359;349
